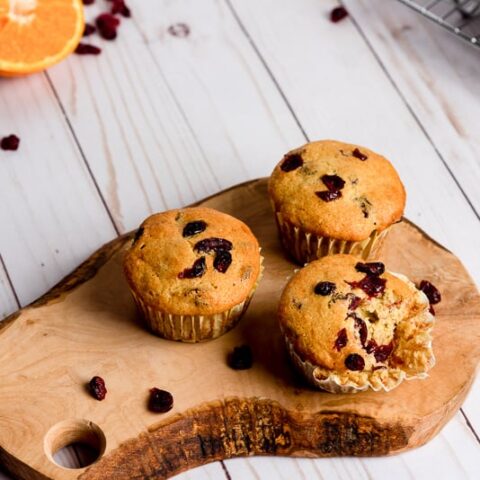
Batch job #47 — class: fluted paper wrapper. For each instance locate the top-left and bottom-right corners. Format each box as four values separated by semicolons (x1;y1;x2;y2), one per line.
274;211;390;264
131;257;263;343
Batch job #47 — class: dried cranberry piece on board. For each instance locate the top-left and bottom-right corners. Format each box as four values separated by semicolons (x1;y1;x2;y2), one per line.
89;376;107;401
228;345;253;370
148;388;173;413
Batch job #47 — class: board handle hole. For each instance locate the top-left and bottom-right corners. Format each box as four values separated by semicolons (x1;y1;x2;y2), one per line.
44;419;106;469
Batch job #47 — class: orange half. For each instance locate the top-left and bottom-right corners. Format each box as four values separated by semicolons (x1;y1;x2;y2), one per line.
0;0;84;76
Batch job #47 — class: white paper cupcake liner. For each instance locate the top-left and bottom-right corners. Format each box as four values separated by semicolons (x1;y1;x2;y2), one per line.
274;210;390;264
131;256;263;343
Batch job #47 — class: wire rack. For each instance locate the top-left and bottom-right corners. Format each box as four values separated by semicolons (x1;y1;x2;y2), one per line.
396;0;480;48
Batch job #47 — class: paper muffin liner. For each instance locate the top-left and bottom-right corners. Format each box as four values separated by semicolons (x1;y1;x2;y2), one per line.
273;210;390;264
281;275;435;394
131;256;264;343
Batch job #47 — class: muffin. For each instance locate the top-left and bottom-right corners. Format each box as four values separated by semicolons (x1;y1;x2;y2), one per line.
268;140;406;264
124;207;263;342
278;254;435;393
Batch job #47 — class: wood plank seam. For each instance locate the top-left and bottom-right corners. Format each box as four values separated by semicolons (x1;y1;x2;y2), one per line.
224;0;310;142
0;254;21;310
43;72;121;236
340;0;480;223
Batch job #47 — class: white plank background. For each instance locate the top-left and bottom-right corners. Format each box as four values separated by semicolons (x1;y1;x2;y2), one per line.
1;0;479;479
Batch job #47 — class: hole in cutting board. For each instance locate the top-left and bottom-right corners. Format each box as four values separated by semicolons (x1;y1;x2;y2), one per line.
44;419;106;469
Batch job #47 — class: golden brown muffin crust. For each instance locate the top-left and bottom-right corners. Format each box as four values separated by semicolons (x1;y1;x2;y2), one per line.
124;207;261;316
268;140;406;241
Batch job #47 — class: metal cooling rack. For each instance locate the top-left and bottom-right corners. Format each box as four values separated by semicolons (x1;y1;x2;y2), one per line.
396;0;480;48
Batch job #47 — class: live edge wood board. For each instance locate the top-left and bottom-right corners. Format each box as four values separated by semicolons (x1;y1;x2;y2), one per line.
1;178;479;480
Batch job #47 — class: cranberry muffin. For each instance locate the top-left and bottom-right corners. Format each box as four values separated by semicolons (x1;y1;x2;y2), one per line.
124;207;263;342
268;140;406;264
278;254;435;393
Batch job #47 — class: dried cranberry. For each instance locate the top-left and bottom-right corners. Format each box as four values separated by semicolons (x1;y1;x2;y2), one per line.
0;134;20;151
348;295;362;311
89;376;107;401
83;23;96;36
83;0;95;4
365;339;377;354
345;353;365;371
182;220;207;237
194;237;232;253
167;23;190;38
214;250;232;273
96;13;120;40
347;276;386;297
429;305;435;315
228;345;253;370
178;257;206;279
148;388;173;413
330;6;349;23
355;262;385;276
75;43;102;55
111;0;131;17
334;328;348;351
280;153;303;172
316;190;342;202
352;148;368;161
374;342;394;363
419;280;441;305
322;174;345;192
314;281;336;296
352;314;368;347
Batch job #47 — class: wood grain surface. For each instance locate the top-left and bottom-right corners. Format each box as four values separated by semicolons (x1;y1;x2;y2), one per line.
0;179;479;480
1;1;480;479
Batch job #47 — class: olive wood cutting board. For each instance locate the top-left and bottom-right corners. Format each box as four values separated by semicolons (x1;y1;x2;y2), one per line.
1;178;479;480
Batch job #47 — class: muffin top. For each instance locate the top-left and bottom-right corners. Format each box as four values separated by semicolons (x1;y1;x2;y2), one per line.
124;207;261;316
278;254;434;392
268;140;406;241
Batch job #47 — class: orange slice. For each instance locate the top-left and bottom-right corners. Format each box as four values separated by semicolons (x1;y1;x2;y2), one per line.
0;0;84;76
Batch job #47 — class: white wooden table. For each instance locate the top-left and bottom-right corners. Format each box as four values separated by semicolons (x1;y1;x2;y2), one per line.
1;0;479;478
